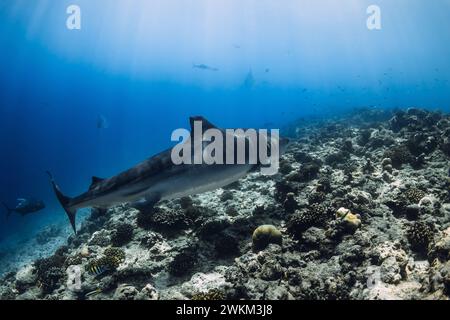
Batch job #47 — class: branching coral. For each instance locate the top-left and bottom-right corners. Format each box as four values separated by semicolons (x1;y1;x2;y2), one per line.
289;162;321;182
191;289;225;300
150;207;189;231
214;232;240;257
325;151;350;167
104;247;126;267
383;145;413;168
65;254;83;266
386;188;426;218
283;193;298;213
407;221;434;252
136;210;155;230
407;133;437;156
197;218;230;240
168;250;197;277
220;190;234;202
317;177;332;193
278;159;293;175
34;253;67;294
287;204;330;238
111;223;134;247
404;188;426;204
308;191;326;204
389;111;413;132
274;180;296;203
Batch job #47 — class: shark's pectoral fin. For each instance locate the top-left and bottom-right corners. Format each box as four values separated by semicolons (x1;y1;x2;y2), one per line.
130;193;161;213
89;176;105;189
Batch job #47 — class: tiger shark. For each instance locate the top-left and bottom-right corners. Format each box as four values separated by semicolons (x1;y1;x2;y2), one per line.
47;116;289;234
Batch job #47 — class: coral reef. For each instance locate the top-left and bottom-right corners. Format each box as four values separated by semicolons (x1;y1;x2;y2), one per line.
1;108;450;300
148;207;190;232
214;232;240;257
383;145;412;169
191;289;225;300
407;221;434;253
404;188;426;204
33;253;66;294
111;223;134;247
287;204;330;238
336;207;361;231
168;249;198;277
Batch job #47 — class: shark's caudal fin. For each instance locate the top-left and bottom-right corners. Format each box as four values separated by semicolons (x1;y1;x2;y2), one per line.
46;171;77;234
1;202;13;220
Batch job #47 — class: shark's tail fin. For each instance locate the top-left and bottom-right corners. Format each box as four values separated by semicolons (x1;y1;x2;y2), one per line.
46;171;77;234
1;202;13;220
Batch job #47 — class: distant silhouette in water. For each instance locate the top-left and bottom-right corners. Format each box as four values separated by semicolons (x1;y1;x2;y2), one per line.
192;64;219;72
97;114;109;130
243;69;255;89
2;198;45;220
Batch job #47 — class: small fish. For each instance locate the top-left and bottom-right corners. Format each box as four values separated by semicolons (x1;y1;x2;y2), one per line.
87;264;110;276
192;64;218;72
85;288;102;297
2;198;45;220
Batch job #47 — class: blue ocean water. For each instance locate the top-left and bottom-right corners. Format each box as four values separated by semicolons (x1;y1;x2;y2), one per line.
0;0;449;241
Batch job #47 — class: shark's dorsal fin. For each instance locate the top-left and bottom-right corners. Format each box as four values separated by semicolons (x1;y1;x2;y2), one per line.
90;176;105;189
189;116;218;132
